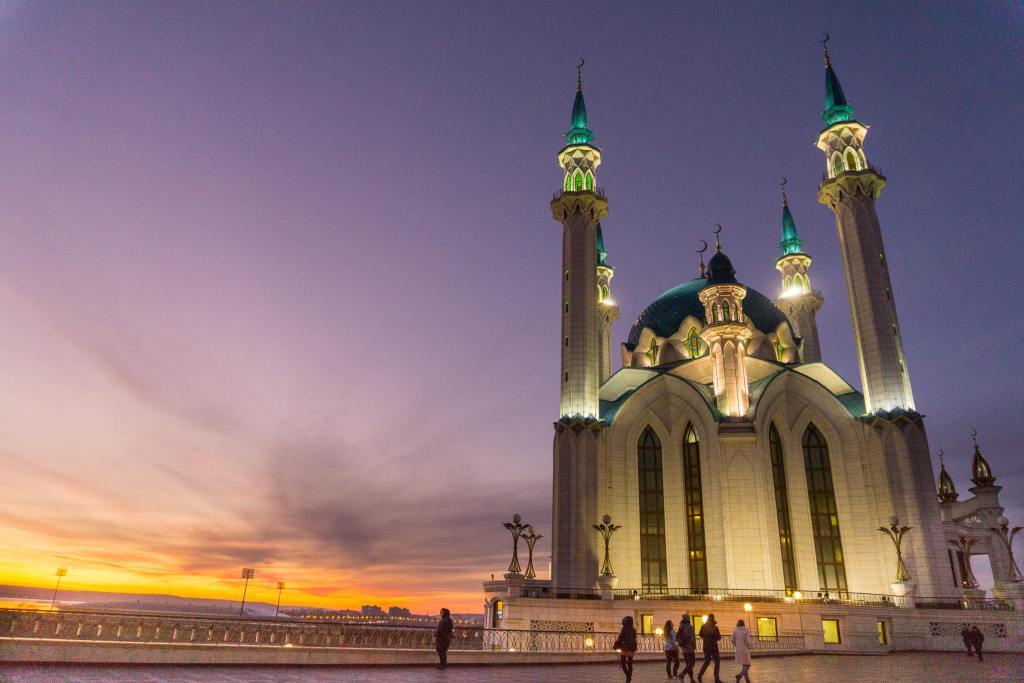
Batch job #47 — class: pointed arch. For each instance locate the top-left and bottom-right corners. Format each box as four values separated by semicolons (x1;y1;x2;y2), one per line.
638;426;668;593
711;303;720;323
573;170;583;191
564;173;572;191
769;423;797;593
857;148;867;168
845;149;858;172
802;424;848;592
682;424;707;592
784;275;793;290
584;171;594;190
722;300;732;321
831;153;844;177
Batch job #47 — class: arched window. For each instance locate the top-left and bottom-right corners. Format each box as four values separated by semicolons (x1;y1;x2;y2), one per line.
845;149;858;172
564;174;572;191
585;172;594;190
647;339;659;366
491;599;503;627
832;154;844;176
802;425;848;593
686;327;701;359
683;425;707;592
601;285;610;301
711;304;720;323
784;276;793;290
573;171;583;191
858;149;867;168
769;424;797;593
722;301;732;322
638;427;668;593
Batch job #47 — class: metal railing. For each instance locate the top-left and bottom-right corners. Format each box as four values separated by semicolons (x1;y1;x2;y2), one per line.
820;165;884;183
913;597;1013;611
0;608;806;654
552;186;606;200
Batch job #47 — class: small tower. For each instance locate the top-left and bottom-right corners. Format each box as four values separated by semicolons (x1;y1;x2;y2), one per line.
774;180;824;363
936;450;958;503
815;37;915;413
551;62;607;419
595;223;619;383
970;431;996;488
698;233;752;418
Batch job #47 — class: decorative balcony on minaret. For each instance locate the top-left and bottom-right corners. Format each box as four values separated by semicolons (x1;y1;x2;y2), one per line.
595;223;619;384
698;237;752;418
774;181;824;363
815;37;914;413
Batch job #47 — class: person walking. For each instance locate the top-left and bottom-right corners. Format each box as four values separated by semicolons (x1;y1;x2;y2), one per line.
662;619;680;679
434;607;454;670
677;613;697;682
697;613;723;683
731;619;753;683
613;615;638;683
970;625;984;661
960;625;974;657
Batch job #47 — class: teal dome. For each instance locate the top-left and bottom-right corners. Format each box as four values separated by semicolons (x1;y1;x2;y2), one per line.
625;278;792;349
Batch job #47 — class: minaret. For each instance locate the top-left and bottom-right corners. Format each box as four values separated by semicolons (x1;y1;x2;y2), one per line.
595;223;619;383
815;37;914;413
969;431;996;489
698;231;752;418
551;62;607;419
774;180;824;363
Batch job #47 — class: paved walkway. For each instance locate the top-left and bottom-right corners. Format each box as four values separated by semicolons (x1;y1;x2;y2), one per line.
2;652;1022;681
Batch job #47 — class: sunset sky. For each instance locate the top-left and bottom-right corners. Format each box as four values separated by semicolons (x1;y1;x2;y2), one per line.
0;2;1021;613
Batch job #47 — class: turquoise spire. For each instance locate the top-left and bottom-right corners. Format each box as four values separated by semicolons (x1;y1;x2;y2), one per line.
779;181;804;255
596;222;608;265
821;34;855;126
565;59;594;145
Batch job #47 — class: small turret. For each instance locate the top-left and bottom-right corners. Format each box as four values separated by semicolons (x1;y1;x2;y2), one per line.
970;430;996;488
775;179;824;363
937;450;958;503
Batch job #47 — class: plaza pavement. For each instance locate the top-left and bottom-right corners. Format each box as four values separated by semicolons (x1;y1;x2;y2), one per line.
1;652;1022;682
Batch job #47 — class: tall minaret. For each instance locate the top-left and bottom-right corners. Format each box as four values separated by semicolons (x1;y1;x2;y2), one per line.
595;223;619;383
551;62;607;419
698;233;752;418
774;180;824;363
815;37;914;413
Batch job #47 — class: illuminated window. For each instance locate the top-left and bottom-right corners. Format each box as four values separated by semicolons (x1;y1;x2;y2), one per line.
647;339;659;366
711;304;720;323
564;174;572;191
845;149;858;171
822;618;841;644
601;285;609;301
640;614;654;634
858;149;867;168
638;427;668;593
756;617;778;640
683;425;707;592
832;155;844;176
876;620;888;645
769;424;797;593
492;600;504;626
784;276;792;290
573;171;583;191
565;270;570;281
585;172;594;190
803;425;848;592
686;328;701;359
722;301;732;321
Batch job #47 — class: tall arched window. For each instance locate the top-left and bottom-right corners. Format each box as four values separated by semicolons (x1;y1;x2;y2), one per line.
638;427;668;593
784;276;793;290
802;424;848;593
845;149;858;172
832;155;844;176
769;424;797;593
585;172;594;190
564;174;572;191
573;171;583;191
711;304;720;323
686;328;701;359
722;301;732;321
683;425;707;591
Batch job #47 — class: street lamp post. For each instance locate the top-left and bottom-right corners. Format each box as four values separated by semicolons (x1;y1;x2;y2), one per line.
502;514;528;574
990;516;1023;583
239;568;255;617
523;527;543;579
50;568;67;610
275;581;286;620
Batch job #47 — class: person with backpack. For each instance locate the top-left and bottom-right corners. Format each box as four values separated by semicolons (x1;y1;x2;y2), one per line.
613;615;638;682
697;613;723;683
676;613;697;682
662;619;680;678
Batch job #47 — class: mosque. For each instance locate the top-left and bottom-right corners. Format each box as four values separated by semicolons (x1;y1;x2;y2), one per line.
482;40;1023;652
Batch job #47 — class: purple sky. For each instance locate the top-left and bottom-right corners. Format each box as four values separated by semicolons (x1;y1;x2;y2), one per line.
0;2;1021;609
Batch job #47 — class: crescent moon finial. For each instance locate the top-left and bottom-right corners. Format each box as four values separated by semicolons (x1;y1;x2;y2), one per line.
712;224;722;252
970;428;978;438
576;58;585;91
821;33;832;67
780;177;789;205
696;240;708;277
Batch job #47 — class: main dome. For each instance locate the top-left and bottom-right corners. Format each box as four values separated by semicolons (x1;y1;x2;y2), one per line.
625;277;791;349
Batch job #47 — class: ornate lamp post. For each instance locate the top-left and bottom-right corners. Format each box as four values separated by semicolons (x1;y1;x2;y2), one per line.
592;514;622;577
275;581;286;620
523;526;543;579
502;514;528;574
990;516;1023;583
50;568;67;610
239;568;255;617
877;516;913;582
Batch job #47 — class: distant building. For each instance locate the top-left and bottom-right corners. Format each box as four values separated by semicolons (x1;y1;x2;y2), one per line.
387;606;412;617
360;605;385;617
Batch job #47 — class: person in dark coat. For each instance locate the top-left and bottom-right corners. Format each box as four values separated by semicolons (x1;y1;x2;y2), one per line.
613;615;638;682
960;625;974;656
697;613;723;683
434;608;454;669
970;625;985;661
662;619;680;679
676;613;697;682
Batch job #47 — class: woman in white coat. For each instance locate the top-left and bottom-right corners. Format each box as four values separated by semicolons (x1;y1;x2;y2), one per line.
731;619;753;682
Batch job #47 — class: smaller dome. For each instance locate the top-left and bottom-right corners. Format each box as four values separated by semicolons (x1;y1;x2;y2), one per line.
706;251;737;285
